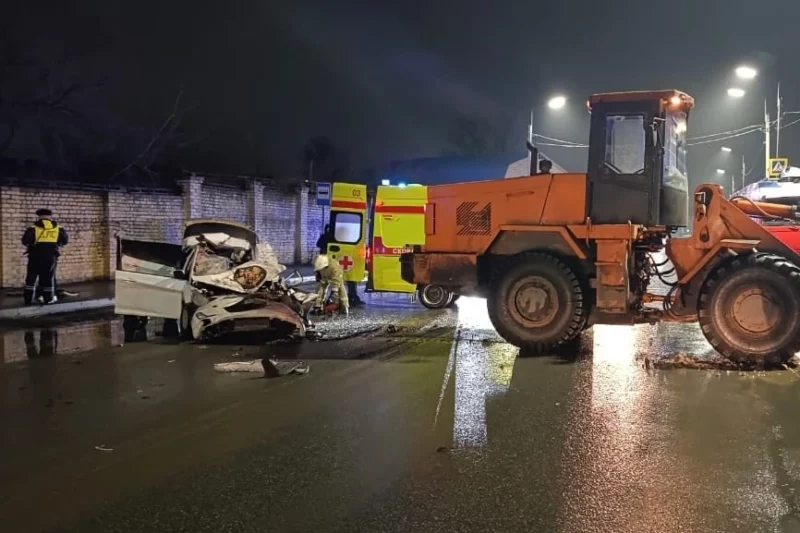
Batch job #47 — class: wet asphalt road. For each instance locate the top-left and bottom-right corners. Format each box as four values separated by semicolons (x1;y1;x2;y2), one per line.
2;294;800;532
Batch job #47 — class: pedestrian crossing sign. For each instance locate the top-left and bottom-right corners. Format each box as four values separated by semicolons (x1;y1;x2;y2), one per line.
769;158;789;177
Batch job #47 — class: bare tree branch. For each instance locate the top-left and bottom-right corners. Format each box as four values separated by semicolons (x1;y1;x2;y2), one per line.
109;89;186;181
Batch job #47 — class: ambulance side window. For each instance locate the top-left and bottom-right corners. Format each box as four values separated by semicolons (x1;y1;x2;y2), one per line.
332;212;362;244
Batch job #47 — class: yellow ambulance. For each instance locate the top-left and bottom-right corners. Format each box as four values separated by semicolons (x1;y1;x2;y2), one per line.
324;182;457;308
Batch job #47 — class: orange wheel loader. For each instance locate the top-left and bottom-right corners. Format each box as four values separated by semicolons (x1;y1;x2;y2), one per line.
400;90;800;367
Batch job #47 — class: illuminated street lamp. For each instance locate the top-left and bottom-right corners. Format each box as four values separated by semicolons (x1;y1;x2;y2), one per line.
721;146;732;153
547;95;567;110
735;65;758;80
716;168;726;175
727;87;746;98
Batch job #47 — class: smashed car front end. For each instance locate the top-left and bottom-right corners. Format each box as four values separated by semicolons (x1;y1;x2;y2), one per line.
191;294;307;340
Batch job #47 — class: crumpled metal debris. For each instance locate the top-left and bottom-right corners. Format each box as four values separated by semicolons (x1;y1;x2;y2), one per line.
214;358;310;377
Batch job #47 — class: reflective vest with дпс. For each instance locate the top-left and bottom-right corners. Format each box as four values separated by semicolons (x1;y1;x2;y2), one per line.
35;220;61;244
23;219;68;257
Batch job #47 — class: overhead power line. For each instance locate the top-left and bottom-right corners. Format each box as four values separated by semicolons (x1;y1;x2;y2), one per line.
531;111;800;150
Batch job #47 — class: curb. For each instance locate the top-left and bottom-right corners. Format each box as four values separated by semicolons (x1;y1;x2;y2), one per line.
0;298;115;320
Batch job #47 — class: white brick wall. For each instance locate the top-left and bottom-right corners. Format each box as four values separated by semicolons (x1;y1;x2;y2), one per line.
0;176;323;288
0;187;107;285
200;179;248;223
302;189;327;263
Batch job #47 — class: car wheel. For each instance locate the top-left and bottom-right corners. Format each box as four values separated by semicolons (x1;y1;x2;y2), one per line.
179;304;197;341
122;315;148;343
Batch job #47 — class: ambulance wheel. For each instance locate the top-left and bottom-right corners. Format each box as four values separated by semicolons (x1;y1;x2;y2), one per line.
488;253;586;353
698;253;800;368
447;294;461;308
418;284;453;309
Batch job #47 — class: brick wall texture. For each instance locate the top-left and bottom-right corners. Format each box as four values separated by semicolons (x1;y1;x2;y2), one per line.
0;175;327;288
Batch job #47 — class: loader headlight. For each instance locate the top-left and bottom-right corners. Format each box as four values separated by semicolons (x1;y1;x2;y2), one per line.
234;265;267;290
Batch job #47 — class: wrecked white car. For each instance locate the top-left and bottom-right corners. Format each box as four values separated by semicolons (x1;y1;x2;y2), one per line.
115;219;318;342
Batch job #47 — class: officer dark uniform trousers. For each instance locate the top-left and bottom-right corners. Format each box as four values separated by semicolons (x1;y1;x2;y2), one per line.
22;209;69;305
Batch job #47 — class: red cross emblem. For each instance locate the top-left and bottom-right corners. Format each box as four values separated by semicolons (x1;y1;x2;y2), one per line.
339;255;354;271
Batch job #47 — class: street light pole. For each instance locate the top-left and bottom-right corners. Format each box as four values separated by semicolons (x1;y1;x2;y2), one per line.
776;82;782;158
526;96;567;175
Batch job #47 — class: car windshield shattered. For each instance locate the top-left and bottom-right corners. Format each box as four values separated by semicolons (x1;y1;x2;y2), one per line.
194;248;233;276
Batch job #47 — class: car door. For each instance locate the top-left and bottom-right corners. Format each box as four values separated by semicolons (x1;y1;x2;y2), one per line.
327;182;368;283
114;238;187;319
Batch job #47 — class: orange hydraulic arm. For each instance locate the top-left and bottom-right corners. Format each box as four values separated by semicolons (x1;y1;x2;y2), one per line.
730;197;800;220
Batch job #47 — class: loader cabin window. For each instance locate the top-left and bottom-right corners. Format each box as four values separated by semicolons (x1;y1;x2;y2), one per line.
332;212;362;244
604;114;646;174
664;111;688;190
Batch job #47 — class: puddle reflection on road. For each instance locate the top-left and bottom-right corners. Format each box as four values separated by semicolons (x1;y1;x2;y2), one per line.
446;297;515;448
591;324;644;419
1;320;124;364
444;297;725;450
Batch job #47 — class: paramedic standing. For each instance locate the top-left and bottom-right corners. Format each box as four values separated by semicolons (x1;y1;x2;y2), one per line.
316;224;330;254
22;208;68;305
313;254;349;316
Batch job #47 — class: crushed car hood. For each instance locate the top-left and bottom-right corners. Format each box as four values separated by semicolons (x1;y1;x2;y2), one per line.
183;219;257;250
182;219;288;294
192;259;286;294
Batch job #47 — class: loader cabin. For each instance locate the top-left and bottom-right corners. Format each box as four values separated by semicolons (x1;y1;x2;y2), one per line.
587;90;693;229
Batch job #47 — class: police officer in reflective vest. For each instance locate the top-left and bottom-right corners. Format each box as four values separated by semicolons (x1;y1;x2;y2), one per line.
21;209;69;305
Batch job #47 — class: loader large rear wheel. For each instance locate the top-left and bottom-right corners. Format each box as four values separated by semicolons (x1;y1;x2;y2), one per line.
698;253;800;367
488;253;586;352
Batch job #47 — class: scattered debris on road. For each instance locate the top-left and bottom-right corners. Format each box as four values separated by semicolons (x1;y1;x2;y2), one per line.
214;358;310;377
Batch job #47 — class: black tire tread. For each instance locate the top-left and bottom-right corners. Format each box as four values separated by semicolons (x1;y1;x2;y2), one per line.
418;285;453;309
698;252;800;367
487;252;587;353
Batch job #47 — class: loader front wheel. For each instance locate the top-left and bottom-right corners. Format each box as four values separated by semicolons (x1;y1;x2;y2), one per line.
698;253;800;367
488;253;586;353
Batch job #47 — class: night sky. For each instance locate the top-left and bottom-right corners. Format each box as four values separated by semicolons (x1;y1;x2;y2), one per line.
5;0;800;187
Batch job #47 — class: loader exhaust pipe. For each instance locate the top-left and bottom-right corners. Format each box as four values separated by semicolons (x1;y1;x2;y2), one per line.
526;140;539;176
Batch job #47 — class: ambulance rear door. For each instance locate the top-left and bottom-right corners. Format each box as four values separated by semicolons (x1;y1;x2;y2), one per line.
371;184;427;293
327;182;368;283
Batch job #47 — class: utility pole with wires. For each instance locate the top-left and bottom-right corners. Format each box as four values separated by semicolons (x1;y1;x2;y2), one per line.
765;100;771;179
741;155;746;190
